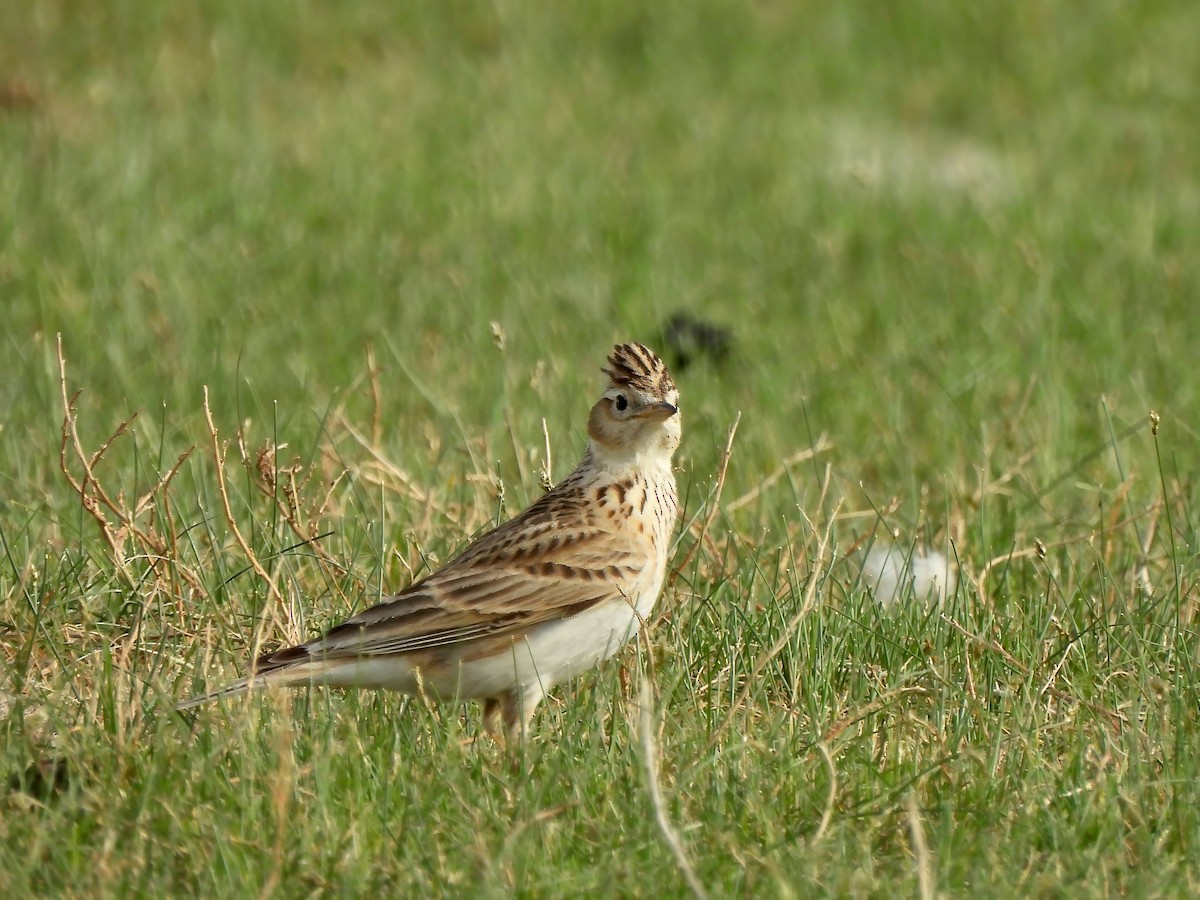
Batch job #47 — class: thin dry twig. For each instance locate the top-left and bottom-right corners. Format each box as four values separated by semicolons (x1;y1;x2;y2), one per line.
58;341;132;563
248;442;346;578
332;411;430;504
811;741;837;843
366;344;383;450
704;491;842;753
822;686;927;744
538;417;553;491
906;793;935;900
56;334;204;597
970;505;1157;604
203;386;285;658
939;614;1125;732
668;412;740;591
725;437;834;513
639;679;708;900
498;803;575;862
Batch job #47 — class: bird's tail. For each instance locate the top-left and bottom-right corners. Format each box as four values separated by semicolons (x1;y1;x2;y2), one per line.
175;658;335;711
175;674;263;711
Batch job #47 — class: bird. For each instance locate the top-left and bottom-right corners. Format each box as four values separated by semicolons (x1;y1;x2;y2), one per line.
660;312;731;371
178;342;682;742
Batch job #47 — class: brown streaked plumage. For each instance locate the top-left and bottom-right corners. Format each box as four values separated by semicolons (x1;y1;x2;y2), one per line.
178;342;681;741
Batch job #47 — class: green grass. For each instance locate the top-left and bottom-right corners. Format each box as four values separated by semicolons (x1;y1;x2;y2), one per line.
3;0;1200;895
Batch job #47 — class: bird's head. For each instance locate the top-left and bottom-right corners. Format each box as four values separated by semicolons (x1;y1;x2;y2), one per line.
587;342;681;464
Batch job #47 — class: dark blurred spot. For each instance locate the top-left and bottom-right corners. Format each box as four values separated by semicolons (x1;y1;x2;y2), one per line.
660;313;732;371
8;756;75;800
0;79;39;115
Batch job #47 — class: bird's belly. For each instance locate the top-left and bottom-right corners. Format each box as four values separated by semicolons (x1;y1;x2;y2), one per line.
305;586;660;703
452;596;650;699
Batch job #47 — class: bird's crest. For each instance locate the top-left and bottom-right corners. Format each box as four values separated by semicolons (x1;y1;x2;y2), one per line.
602;342;676;397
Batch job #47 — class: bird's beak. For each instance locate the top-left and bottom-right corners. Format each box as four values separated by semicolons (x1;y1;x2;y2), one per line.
636;401;678;421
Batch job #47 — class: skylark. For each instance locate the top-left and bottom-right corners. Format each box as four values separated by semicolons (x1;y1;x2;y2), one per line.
179;342;681;740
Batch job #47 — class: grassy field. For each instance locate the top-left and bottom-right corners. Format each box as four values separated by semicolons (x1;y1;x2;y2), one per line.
3;0;1200;895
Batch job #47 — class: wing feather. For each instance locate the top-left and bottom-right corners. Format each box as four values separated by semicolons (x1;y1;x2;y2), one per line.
258;490;647;669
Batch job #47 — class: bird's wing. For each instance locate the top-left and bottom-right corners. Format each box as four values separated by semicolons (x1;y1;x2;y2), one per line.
259;487;648;667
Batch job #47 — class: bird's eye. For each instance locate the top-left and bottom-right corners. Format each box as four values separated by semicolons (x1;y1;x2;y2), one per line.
614;394;628;411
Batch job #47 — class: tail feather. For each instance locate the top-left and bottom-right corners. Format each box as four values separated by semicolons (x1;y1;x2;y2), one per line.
175;658;337;711
175;677;255;711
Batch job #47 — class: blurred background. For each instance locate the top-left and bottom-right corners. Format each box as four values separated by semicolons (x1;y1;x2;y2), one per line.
4;2;1200;893
4;0;1196;518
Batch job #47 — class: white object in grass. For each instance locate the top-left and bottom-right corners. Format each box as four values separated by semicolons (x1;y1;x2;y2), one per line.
862;544;955;606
